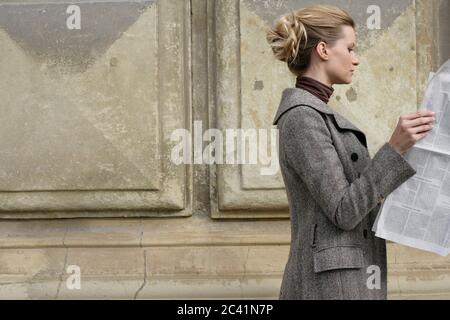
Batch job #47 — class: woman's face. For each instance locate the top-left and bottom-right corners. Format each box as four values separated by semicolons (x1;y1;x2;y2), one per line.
325;25;360;85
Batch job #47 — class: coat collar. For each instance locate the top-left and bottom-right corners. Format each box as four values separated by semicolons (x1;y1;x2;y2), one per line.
272;88;367;147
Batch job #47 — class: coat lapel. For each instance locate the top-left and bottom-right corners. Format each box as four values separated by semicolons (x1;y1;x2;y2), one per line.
273;88;368;148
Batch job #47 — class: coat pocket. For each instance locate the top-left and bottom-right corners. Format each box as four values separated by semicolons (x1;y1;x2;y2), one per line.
313;245;364;274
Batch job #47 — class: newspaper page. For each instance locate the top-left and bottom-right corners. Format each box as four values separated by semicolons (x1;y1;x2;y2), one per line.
373;59;450;256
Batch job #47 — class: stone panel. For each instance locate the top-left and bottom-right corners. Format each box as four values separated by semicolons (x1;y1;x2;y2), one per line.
0;0;191;217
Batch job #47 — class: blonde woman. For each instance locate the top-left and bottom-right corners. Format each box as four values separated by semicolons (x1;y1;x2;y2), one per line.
267;5;435;300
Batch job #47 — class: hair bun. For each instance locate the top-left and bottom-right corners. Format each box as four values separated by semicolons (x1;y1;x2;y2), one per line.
266;12;306;64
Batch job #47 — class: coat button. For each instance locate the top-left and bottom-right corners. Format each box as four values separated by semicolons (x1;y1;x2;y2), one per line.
351;153;359;162
363;229;368;239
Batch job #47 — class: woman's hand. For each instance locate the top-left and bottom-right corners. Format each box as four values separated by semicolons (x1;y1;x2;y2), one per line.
389;110;436;155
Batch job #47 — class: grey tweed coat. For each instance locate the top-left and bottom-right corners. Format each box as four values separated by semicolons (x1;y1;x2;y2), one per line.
273;88;417;300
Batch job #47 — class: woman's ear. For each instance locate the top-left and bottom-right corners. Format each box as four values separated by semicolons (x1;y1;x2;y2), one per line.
316;41;329;61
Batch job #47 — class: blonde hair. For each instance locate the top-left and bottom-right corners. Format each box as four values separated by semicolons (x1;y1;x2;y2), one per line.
266;5;355;75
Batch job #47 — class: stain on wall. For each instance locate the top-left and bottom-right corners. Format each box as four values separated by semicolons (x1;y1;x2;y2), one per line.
0;0;155;73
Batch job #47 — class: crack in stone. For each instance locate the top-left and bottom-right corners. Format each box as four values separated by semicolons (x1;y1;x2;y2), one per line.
139;218;144;248
55;247;69;300
134;250;147;300
54;225;69;300
240;247;251;298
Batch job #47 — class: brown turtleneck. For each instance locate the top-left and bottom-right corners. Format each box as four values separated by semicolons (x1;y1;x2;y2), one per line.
295;76;334;104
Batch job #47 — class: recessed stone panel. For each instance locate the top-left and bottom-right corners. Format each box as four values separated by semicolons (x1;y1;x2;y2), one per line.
0;0;191;217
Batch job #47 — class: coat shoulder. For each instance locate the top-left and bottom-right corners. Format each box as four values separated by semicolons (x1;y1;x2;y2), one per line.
277;105;328;133
272;88;334;126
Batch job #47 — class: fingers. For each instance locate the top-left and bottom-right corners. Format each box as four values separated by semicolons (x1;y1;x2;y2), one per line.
407;115;436;128
402;110;435;121
411;124;434;134
414;131;429;141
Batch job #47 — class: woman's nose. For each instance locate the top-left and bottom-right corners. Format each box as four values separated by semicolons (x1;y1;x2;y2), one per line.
351;51;360;66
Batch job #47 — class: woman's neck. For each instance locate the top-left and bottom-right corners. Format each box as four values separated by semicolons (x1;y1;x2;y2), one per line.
295;76;334;104
301;71;333;87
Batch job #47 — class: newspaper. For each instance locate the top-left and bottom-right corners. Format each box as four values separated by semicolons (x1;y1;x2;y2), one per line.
373;59;450;256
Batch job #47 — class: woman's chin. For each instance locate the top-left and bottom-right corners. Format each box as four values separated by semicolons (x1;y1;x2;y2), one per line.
335;77;353;85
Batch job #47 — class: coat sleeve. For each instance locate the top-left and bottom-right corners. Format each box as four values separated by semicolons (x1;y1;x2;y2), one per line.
279;106;417;231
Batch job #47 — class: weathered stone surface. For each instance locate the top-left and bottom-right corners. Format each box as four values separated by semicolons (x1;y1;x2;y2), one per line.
0;0;190;216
